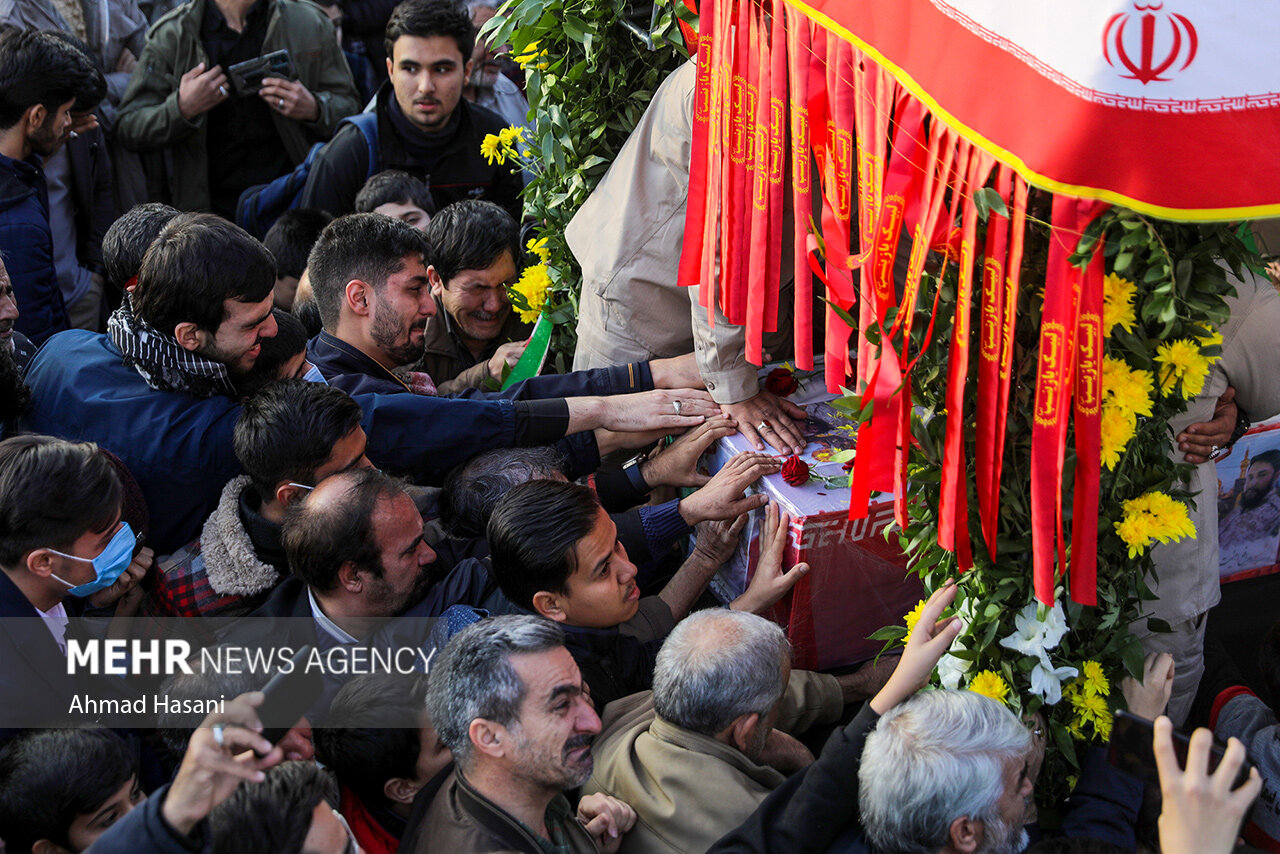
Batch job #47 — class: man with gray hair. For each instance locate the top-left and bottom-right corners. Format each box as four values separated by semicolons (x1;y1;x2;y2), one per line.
410;614;637;854
583;609;823;854
859;690;1033;854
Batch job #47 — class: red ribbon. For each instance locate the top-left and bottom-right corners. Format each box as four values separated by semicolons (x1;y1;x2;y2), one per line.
937;146;993;571
1031;196;1104;605
676;0;714;291
974;166;1012;559
1071;204;1108;605
785;7;813;370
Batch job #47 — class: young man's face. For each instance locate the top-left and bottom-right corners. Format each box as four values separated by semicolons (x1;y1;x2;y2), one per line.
429;250;515;349
549;507;640;629
387;35;472;134
505;646;601;790
42;509;126;592
373;200;431;231
28;98;75;157
64;774;144;851
200;294;278;375
367;254;435;368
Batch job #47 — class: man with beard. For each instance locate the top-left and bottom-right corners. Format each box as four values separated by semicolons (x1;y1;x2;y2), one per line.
460;0;530;133
1220;450;1280;576
859;690;1034;854
306;212;715;484
411;614;638;854
0;28;101;344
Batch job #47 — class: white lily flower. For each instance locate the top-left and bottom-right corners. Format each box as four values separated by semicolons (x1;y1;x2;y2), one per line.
998;599;1069;660
1029;656;1078;706
935;628;971;690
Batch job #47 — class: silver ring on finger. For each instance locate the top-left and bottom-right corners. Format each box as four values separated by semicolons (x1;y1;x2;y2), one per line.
218;85;228;97
278;97;285;108
672;400;682;416
212;723;225;746
757;420;771;432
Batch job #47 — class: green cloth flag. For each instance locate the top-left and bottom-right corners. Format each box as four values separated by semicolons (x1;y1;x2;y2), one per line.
501;314;553;390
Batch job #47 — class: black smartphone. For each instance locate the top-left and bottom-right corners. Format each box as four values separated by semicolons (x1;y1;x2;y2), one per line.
227;49;296;96
1107;708;1251;789
255;644;323;751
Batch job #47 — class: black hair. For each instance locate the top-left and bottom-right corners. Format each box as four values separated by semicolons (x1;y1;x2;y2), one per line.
234;310;310;398
0;435;121;567
101;203;181;291
132;213;276;336
41;31;106;111
306;213;429;331
263;208;334;281
439;446;564;539
282;468;407;592
0;728;138;853
314;672;431;810
0;28;97;130
486;480;602;610
234;378;364;500
208;761;337;854
292;293;323;337
355;169;437;216
1251;450;1280;473
384;0;474;67
424;199;521;287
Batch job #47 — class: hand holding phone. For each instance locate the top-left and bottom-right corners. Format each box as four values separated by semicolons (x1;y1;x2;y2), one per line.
255;645;324;752
1153;715;1262;854
1108;709;1250;789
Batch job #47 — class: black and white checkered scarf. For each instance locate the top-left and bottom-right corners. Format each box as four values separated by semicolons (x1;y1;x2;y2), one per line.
107;300;237;399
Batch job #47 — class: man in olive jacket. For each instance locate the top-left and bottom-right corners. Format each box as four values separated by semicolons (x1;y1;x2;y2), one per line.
115;0;359;216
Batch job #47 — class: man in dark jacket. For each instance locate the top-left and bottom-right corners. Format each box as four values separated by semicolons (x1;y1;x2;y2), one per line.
115;0;361;216
0;28;101;344
304;213;715;481
22;213;710;553
42;31;113;331
298;0;523;220
414;615;637;854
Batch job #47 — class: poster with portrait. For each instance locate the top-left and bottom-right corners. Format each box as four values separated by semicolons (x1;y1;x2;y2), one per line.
1216;419;1280;583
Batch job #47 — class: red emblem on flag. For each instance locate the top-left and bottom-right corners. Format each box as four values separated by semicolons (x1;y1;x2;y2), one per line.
1103;3;1198;84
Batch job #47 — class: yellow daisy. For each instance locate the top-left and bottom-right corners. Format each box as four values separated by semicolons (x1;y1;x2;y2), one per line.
968;671;1010;705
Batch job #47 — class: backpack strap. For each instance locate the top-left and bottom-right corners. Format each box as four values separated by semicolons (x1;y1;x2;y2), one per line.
343;112;381;180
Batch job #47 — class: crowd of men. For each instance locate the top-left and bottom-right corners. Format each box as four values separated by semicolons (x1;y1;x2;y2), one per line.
0;0;1276;852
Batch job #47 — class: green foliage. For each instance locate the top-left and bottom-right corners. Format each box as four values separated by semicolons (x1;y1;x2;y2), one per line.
484;0;688;368
860;196;1254;809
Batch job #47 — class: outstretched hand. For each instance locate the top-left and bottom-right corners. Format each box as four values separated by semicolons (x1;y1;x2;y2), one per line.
679;451;778;525
640;416;739;489
1154;716;1261;854
731;500;808;613
870;580;963;714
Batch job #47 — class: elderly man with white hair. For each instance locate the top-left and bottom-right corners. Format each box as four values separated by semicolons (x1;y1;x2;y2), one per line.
583;608;837;854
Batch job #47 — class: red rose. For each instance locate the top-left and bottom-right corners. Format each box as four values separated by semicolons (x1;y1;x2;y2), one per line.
764;367;800;397
781;455;810;487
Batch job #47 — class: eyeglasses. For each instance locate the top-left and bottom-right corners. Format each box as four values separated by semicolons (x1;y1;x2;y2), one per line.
332;808;361;854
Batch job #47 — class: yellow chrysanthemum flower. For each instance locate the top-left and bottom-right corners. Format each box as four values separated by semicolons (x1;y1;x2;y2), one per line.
1100;402;1137;471
1154;335;1221;400
513;40;548;70
903;599;927;636
1070;688;1109;723
1080;660;1110;697
968;671;1010;705
526;236;551;264
1114;491;1195;558
480;133;505;166
1094;708;1114;741
1101;356;1154;418
511;264;552;323
1102;273;1137;337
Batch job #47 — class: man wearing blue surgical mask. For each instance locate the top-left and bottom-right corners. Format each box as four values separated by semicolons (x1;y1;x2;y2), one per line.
0;434;153;735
